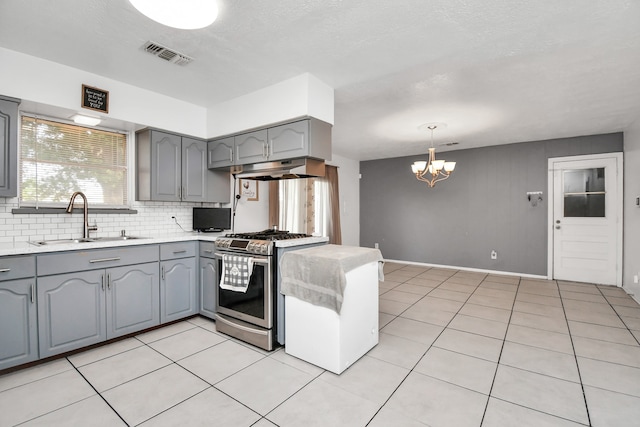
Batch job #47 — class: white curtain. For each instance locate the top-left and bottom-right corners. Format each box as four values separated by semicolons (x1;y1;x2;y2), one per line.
274;166;341;243
279;179;311;234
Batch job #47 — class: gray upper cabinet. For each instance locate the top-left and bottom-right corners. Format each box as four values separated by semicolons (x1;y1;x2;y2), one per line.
151;130;181;201
181;137;209;201
267;119;331;162
207;118;332;169
0;255;37;370
207;136;234;169
235;129;268;165
137;129;229;203
0;96;20;197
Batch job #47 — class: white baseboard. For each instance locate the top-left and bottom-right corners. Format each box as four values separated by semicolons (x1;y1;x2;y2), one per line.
383;258;548;280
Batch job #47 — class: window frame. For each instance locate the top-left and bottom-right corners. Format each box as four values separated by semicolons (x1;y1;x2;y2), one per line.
17;113;134;210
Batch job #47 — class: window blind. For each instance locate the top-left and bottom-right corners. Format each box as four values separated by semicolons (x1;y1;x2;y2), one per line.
19;116;128;207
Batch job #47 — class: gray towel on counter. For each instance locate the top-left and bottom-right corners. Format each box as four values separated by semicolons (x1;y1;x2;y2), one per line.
280;244;384;313
220;254;254;292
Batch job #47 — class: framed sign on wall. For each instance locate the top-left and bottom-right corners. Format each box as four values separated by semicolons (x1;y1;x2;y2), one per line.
240;179;259;201
81;84;109;113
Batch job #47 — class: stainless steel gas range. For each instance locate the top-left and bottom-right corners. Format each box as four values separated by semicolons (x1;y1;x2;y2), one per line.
213;229;327;350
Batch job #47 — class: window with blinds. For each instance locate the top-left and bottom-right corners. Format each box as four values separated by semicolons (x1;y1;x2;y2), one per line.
19;116;128;207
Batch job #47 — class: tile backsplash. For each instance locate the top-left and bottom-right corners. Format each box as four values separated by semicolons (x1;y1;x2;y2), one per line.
0;198;225;244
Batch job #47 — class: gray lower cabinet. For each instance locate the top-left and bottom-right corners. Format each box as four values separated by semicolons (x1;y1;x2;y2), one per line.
0;96;20;197
199;241;217;319
37;262;160;358
0;255;37;370
161;242;198;323
37;246;159;358
37;270;106;358
107;262;160;338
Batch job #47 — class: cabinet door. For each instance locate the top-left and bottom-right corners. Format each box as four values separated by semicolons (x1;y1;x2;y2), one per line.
161;257;197;323
38;270;106;358
0;98;18;197
106;262;159;339
151;130;181;201
199;257;217;319
182;137;208;202
235;130;268;165
267;120;309;161
0;279;37;370
208;137;234;169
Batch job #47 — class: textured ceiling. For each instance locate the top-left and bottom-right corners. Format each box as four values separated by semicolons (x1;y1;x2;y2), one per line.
1;0;639;160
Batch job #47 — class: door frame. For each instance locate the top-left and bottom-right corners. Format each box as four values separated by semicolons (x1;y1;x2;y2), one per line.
547;152;623;286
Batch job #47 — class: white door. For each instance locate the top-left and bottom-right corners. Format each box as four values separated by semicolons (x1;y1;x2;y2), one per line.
549;153;622;286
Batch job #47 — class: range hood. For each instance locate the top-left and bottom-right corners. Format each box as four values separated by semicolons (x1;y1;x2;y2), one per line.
232;158;326;181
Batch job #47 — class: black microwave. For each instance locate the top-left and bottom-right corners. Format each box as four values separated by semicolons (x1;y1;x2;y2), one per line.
193;208;231;232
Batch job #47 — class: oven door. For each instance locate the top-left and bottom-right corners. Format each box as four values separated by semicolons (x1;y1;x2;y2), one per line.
214;252;273;329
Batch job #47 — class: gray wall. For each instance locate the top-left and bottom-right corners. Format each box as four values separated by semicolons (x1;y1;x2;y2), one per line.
360;133;623;276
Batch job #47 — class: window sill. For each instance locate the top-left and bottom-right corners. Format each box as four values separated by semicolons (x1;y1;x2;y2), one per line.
12;208;138;215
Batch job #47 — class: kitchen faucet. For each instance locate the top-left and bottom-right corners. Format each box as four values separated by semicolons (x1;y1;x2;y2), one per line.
66;191;98;239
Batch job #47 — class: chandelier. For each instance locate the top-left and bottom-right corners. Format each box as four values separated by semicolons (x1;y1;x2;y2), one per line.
411;124;456;187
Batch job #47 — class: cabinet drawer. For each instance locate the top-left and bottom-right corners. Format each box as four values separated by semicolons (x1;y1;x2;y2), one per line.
0;255;35;281
199;241;216;258
37;245;159;276
161;242;197;260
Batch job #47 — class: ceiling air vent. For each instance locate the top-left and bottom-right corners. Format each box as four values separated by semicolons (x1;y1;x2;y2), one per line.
142;41;193;65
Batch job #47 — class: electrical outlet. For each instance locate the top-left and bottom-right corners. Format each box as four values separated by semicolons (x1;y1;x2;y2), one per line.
491;250;497;260
374;243;379;249
635;275;639;284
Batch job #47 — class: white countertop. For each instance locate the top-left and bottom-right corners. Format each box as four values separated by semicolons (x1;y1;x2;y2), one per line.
274;236;329;247
0;233;329;257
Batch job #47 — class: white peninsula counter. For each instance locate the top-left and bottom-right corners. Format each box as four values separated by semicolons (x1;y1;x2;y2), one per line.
280;244;383;374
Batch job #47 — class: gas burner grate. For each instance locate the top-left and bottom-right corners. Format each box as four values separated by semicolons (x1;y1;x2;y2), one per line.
225;230;311;240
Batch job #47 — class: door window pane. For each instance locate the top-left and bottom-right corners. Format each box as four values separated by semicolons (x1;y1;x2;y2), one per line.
563;168;605;217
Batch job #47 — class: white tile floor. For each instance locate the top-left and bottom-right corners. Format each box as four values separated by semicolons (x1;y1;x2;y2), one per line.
2;262;640;426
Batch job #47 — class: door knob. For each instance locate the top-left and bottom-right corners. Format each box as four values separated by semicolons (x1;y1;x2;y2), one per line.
555;225;561;229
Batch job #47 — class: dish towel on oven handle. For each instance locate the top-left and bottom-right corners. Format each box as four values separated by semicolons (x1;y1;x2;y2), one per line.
220;254;254;292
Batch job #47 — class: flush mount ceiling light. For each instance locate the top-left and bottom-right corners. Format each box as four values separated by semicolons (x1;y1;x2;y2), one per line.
129;0;218;30
411;123;456;187
71;114;101;126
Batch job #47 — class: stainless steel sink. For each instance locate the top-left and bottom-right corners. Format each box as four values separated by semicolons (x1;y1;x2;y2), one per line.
29;236;145;246
29;238;95;246
91;236;143;242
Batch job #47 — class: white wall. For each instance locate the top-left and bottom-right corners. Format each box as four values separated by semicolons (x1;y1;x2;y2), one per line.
624;119;640;298
207;73;334;137
229;179;270;233
0;47;207;137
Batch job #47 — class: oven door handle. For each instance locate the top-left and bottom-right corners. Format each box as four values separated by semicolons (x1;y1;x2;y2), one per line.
215;314;269;336
214;252;270;266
